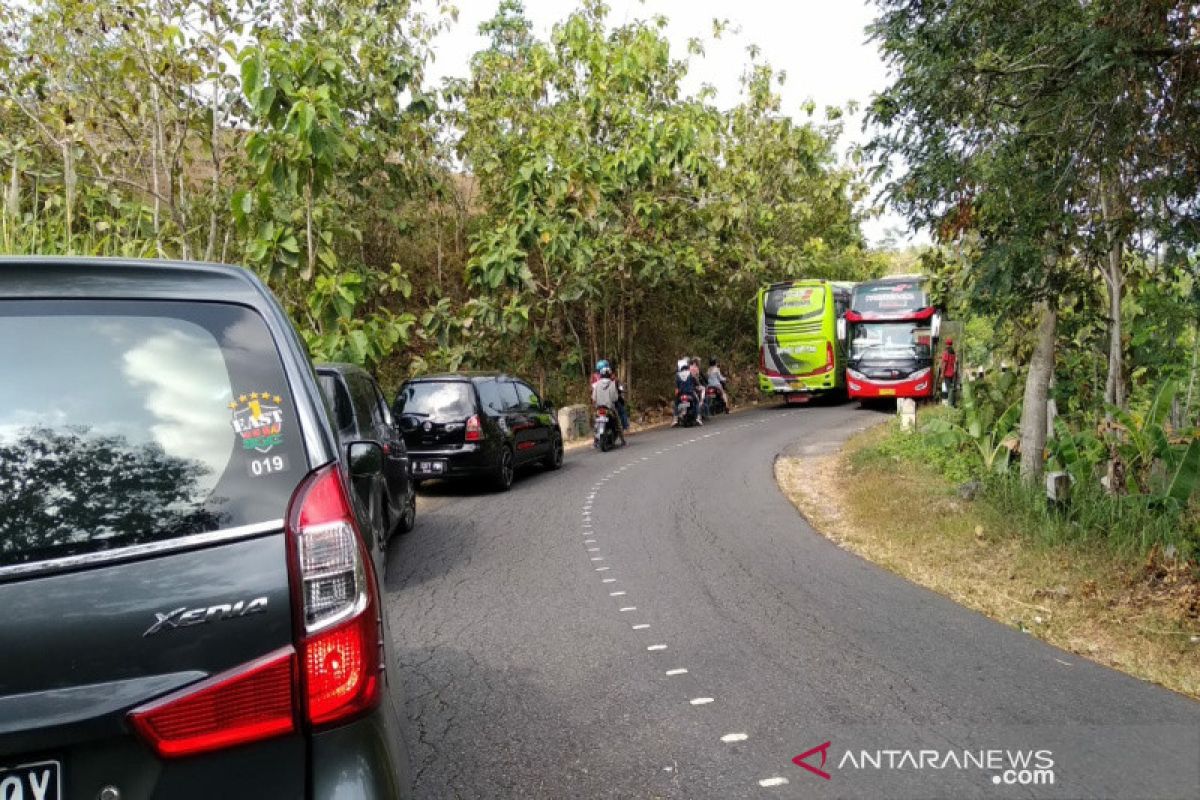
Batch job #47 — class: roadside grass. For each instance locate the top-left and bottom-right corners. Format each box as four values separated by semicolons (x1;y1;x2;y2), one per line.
777;423;1200;700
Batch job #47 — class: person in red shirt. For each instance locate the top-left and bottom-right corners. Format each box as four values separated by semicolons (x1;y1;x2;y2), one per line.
940;339;959;406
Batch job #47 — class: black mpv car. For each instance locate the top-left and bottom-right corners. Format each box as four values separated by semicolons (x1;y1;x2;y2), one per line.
393;373;564;490
317;363;417;549
0;258;408;799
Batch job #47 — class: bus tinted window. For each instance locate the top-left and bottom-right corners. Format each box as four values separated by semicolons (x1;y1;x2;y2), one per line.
851;281;929;315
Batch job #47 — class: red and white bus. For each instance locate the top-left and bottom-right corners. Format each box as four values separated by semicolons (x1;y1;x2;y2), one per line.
841;276;941;400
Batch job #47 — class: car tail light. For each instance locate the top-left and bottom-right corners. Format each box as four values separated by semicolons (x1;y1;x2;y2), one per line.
465;414;484;442
129;648;295;758
128;463;383;760
288;465;383;728
824;341;835;372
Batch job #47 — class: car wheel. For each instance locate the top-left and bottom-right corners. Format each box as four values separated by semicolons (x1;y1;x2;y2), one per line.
543;432;564;470
398;483;417;533
493;446;515;491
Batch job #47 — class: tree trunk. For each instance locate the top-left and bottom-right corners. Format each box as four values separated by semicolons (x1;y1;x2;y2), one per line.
303;177;315;281
204;14;222;263
5;156;19;220
1185;320;1199;425
1100;191;1125;412
62;142;75;253
1019;300;1057;484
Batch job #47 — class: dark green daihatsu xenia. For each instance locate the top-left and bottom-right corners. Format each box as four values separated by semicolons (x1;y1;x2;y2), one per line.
0;258;408;799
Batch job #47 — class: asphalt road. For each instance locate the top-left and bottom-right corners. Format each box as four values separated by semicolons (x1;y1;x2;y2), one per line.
384;403;1200;799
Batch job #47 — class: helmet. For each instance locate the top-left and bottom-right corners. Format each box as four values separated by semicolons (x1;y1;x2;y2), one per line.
596;359;610;372
945;338;953;346
677;358;689;371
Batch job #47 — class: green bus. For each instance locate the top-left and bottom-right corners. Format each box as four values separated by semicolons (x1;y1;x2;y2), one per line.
756;279;852;401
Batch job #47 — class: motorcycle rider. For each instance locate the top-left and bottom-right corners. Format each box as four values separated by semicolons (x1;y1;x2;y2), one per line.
592;365;625;446
673;357;703;426
591;358;630;430
706;357;730;414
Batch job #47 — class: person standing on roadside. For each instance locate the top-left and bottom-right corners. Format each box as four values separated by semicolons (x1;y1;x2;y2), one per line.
940;339;959;406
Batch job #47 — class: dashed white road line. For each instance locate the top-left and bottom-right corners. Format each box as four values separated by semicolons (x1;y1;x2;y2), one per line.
580;414;782;787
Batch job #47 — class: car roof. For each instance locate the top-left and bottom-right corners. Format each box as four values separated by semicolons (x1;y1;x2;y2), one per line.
406;371;507;383
0;256;339;467
315;362;374;381
0;256;273;305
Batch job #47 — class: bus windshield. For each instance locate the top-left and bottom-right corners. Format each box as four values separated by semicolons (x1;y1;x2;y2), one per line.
850;322;932;360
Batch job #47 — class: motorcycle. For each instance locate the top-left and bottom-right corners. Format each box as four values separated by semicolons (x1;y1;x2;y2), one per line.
593;406;621;451
676;389;699;428
704;383;728;416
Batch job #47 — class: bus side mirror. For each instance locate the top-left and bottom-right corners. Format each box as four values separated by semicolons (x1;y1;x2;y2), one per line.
836;318;847;341
931;313;941;339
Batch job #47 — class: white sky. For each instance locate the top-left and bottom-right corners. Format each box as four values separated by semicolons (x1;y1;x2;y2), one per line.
428;0;921;247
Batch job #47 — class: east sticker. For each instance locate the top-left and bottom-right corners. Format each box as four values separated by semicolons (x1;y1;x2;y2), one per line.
229;391;286;453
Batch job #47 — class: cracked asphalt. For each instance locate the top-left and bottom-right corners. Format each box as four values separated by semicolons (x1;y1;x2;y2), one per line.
383;403;1200;799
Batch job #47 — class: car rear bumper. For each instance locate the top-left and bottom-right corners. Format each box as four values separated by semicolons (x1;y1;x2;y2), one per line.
311;703;409;799
406;443;493;478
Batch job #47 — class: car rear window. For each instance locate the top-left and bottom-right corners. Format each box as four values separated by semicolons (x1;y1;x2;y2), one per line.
0;300;307;570
475;379;506;415
395;381;475;421
318;372;354;431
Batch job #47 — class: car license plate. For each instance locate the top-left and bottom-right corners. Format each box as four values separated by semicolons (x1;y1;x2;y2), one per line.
414;460;445;475
0;760;61;799
878;388;896;396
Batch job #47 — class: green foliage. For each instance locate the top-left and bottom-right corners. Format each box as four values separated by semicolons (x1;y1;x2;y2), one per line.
449;1;873;397
853;408;979;486
924;376;1022;475
987;473;1194;560
864;404;1198;560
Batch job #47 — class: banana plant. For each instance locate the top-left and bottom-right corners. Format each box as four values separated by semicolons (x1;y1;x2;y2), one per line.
926;378;1023;474
1048;418;1105;486
1105;380;1182;494
1165;438;1200;505
1101;379;1200;504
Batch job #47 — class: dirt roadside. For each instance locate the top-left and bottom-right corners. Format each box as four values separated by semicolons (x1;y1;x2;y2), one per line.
776;426;1200;700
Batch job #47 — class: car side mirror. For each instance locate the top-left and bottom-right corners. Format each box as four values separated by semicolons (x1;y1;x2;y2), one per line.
347;441;384;477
